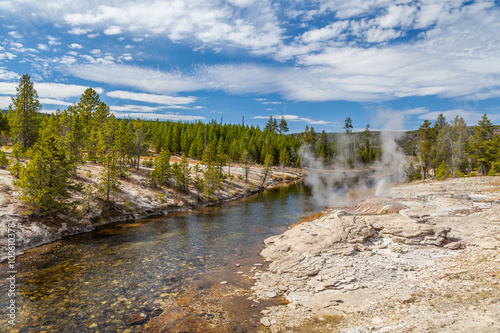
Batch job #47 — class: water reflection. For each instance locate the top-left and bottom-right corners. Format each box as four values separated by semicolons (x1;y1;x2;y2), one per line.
0;181;322;332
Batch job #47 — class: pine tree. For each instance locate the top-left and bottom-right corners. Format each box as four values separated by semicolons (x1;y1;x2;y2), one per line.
97;153;120;202
0;111;9;146
15;136;73;216
469;114;495;175
8;142;25;178
279;146;290;167
265;116;278;133
417;120;434;179
173;153;191;193
240;150;252;183
150;150;172;186
202;143;221;197
131;118;147;169
278;116;289;134
8;74;41;149
0;150;8;168
260;153;273;188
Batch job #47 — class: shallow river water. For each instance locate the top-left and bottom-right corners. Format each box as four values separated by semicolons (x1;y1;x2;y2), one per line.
1;181;323;332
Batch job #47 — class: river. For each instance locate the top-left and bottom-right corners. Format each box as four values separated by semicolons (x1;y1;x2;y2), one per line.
0;181;324;332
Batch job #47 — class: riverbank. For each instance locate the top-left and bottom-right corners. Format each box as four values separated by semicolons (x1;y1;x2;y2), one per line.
251;176;500;332
0;158;302;262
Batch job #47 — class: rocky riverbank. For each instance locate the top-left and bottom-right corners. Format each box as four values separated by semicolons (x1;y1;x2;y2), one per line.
0;160;302;262
251;176;500;332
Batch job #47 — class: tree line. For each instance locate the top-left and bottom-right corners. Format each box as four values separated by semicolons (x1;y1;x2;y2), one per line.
408;113;500;181
0;74;303;216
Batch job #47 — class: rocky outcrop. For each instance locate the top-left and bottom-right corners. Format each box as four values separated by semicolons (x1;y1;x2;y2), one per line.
252;177;500;332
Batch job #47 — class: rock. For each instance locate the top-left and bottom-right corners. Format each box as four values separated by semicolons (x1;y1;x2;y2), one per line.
444;241;465;250
472;239;498;249
142;306;162;317
265;291;278;298
260;317;271;327
127;312;147;325
220;281;227;284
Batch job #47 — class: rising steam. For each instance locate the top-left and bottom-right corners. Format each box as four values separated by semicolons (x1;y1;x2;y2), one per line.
301;109;408;207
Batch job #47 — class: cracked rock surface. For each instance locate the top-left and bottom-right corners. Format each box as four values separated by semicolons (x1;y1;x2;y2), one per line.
252;177;500;332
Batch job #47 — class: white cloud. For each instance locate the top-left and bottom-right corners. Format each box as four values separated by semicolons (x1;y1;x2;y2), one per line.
253;114;331;125
300;21;349;43
0;52;16;60
104;26;122;35
110;110;206;121
68;43;83;49
35;83;103;100
38;98;72;106
61;0;284;54
8;31;22;39
38;43;49;51
87;33;99;38
3;0;499;106
47;35;61;46
0;67;18;80
106;90;197;105
67;27;92;35
417;109;486;124
0;96;13;109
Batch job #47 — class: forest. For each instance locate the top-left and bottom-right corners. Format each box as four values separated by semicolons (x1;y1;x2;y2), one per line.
0;74;499;217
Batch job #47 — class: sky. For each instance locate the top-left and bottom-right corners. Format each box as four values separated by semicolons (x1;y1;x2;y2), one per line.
0;0;500;133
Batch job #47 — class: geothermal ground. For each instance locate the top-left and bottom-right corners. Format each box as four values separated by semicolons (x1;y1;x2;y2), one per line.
251;176;500;332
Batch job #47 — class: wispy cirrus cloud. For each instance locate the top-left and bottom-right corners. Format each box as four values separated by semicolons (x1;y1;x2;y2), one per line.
253;114;331;125
106;90;197;106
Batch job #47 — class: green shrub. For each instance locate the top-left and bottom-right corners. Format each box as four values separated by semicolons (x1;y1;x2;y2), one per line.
0;150;8;169
435;161;451;180
488;162;500;176
406;162;422;182
455;170;465;177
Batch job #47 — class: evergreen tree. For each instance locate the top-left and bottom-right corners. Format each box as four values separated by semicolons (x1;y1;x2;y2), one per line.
468;113;495;175
0;111;9;146
8;142;25;178
343;117;353;133
192;173;204;202
77;88;101;125
417;120;435;179
150;150;172;186
260;153;273;188
265;116;278;133
8;74;41;149
0;150;8;168
279;146;290;167
173;153;191;192
131;118;147;169
15;136;73;216
202;143;221;197
240;150;252;183
278;116;289;134
97;153;120;202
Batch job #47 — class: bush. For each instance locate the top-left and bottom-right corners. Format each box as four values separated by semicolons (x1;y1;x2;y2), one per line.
455;170;465;177
0;150;8;169
141;157;154;168
406;162;422;182
488;162;500;176
435;161;451;180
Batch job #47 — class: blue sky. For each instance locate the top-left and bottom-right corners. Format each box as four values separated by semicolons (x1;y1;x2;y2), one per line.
1;0;500;132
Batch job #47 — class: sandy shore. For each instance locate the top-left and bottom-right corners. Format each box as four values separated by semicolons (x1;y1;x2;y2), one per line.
0;159;302;262
251;176;500;332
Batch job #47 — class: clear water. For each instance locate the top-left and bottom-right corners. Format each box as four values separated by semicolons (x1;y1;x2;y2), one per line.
0;181;322;332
